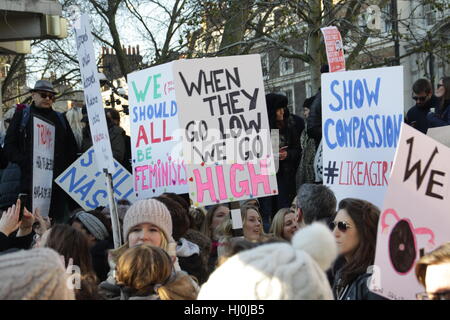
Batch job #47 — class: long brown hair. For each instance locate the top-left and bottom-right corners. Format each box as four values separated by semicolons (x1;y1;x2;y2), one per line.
116;245;198;300
200;204;229;240
45;224;100;300
335;198;380;288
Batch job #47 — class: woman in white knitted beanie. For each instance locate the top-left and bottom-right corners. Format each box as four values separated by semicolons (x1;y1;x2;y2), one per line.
197;222;337;300
0;247;75;300
99;198;178;299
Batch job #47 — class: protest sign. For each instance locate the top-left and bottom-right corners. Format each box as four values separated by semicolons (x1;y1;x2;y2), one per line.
370;124;450;300
32;115;55;217
74;14;114;173
55;147;136;211
427;126;450;148
128;63;188;199
173;55;277;206
321;26;346;72
321;66;403;208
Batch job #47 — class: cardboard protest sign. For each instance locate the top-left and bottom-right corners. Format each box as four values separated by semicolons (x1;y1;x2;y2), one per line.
370;124;450;300
321;66;403;208
427;126;450;148
173;55;277;206
321;26;346;72
127;63;188;199
74;14;114;173
55;147;136;211
32;115;55;217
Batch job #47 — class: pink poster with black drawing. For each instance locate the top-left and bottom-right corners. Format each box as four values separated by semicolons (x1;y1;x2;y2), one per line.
370;124;450;300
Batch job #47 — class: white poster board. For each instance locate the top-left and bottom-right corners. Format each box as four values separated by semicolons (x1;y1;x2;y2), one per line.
371;124;450;300
74;14;115;173
55;147;136;211
427;125;450;148
32;115;55;217
321;66;404;208
173;55;278;207
127;63;188;199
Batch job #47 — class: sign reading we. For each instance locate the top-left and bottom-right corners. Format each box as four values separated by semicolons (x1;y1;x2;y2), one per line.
371;124;450;300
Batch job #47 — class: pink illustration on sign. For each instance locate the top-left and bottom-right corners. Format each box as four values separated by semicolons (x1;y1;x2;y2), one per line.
381;208;435;275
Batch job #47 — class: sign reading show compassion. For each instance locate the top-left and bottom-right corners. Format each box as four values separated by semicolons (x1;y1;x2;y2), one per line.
321;66;404;207
173;55;277;206
128;63;188;199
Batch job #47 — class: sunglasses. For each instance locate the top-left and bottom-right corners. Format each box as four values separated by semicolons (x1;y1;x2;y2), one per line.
437;84;443;89
38;92;56;100
329;221;351;232
412;96;427;102
416;290;450;300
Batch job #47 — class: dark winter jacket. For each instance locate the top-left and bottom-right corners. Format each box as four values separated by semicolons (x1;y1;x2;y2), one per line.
405;95;440;134
81;119;126;164
0;162;21;210
306;90;322;147
0;230;35;253
332;270;387;300
427;99;450;128
91;238;114;283
3;103;78;220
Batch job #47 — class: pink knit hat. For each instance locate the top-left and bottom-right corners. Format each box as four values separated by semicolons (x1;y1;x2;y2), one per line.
123;199;174;243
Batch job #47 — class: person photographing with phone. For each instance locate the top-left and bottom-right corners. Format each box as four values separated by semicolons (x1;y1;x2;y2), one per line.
0;197;38;253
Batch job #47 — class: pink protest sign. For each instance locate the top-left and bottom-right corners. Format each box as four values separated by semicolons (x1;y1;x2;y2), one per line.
370;124;450;300
321;26;346;72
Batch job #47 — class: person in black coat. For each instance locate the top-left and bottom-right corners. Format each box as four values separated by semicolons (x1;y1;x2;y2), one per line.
0;200;36;253
69;209;113;282
3;80;78;224
405;78;440;134
330;198;386;300
258;93;302;232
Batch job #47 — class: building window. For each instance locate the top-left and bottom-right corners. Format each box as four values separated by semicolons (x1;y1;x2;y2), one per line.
423;3;436;26
382;3;392;33
305;83;313;98
279;56;293;76
260;53;269;79
280;86;295;115
0;64;10;78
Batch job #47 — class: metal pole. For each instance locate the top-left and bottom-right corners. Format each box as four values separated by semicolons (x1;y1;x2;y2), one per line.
104;169;122;248
391;0;400;66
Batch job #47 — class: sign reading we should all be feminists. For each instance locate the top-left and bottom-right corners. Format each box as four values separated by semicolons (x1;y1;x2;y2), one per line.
321;66;404;208
128;63;188;199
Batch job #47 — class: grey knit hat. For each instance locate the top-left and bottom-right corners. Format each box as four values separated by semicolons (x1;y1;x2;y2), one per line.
123;199;173;243
75;211;109;241
0;248;75;300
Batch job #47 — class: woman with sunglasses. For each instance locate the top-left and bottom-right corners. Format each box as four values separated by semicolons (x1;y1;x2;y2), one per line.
427;77;450;128
330;198;386;300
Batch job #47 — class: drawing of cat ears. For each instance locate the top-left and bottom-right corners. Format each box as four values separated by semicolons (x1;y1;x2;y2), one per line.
381;208;435;246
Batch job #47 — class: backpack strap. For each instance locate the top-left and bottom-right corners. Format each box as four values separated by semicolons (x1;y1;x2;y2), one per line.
19;105;67;132
19;105;31;133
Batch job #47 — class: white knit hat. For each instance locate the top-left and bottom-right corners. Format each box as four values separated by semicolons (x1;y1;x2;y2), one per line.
0;248;75;300
198;223;337;300
123;199;174;243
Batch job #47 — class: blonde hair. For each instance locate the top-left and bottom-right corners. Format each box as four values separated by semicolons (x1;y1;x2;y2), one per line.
200;204;229;240
116;245;198;300
269;208;293;240
216;205;272;258
65;107;84;149
109;228;169;264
